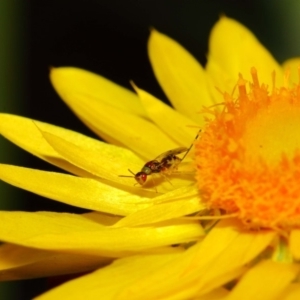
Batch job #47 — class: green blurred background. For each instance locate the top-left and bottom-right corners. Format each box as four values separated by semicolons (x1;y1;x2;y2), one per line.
1;0;300;299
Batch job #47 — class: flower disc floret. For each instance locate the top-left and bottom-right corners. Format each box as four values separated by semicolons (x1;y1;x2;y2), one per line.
195;68;300;229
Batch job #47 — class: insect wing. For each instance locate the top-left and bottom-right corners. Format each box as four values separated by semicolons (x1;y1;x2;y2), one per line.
154;147;188;163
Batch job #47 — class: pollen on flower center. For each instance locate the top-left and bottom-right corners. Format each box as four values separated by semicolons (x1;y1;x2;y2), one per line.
244;86;300;164
195;68;300;229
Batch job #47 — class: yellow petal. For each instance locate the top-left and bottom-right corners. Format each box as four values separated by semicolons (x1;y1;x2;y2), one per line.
0;164;154;215
40;131;143;186
0;243;111;280
101;219;273;299
181;219;276;295
0;113;96;177
35;251;229;300
51;71;178;159
0;211;203;256
206;17;283;102
289;229;300;260
282;58;300;85
193;288;228;300
35;252;182;300
281;283;300;300
35;219;275;300
107;220;274;299
0;114;59;162
148;29;211;124
50;67;146;118
39;130;195;193
225;260;299;300
133;84;200;145
114;185;205;227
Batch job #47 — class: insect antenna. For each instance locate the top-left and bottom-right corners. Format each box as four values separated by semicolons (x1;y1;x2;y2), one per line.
180;130;201;163
119;169;136;178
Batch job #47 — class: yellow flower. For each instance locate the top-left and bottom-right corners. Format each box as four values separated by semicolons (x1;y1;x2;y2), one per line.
0;16;300;299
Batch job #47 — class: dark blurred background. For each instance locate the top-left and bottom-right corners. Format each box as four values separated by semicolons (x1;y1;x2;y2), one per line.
0;0;299;298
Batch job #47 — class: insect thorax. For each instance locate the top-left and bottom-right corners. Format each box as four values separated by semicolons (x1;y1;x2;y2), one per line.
143;160;161;174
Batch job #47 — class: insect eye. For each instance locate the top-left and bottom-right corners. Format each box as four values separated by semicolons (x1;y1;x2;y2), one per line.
135;172;147;185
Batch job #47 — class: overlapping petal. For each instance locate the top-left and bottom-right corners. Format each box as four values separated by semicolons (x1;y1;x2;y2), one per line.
50;67;146;118
206;17;283;103
0;113;140;177
0;164;153;214
282;284;300;300
114;185;204;226
50;68;179;159
40;130;194;192
35;219;275;300
0;211;203;257
0;114;70;171
0;243;111;280
35;251;182;300
148;29;211;124
225;260;299;300
133;84;199;146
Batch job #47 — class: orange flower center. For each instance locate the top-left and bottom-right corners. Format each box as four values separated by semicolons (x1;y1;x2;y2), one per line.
195;68;300;229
